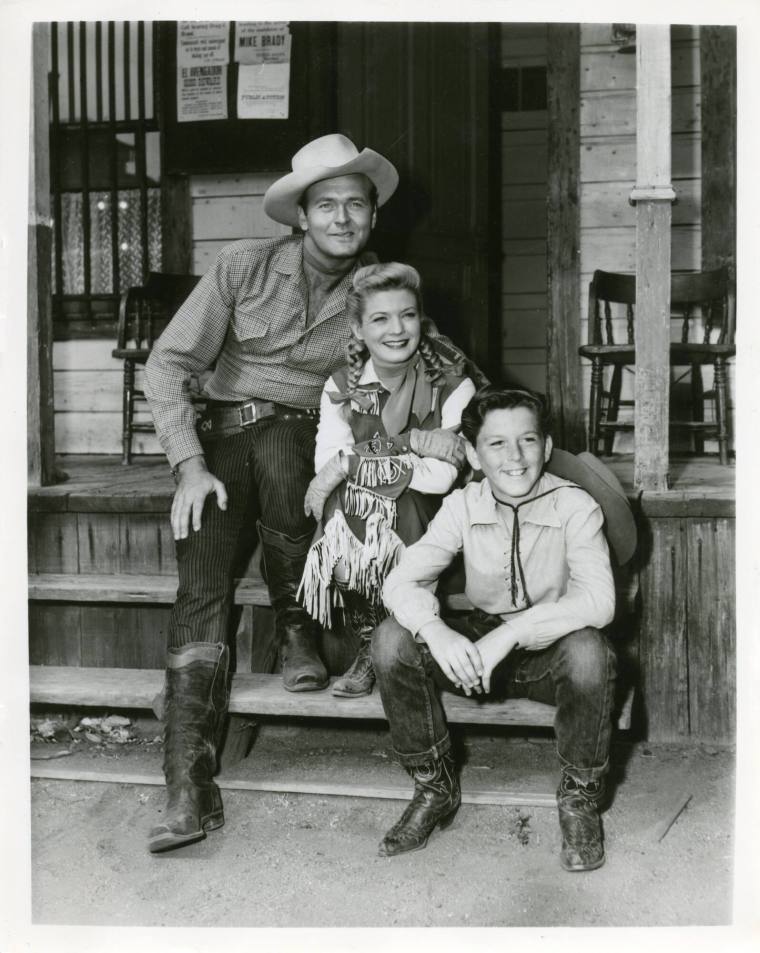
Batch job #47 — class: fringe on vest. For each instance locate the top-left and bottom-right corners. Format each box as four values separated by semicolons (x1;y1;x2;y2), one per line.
354;453;414;488
343;482;398;526
297;509;405;628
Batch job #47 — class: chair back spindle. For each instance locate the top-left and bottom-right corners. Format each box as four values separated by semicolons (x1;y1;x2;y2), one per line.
112;272;202;463
579;266;735;464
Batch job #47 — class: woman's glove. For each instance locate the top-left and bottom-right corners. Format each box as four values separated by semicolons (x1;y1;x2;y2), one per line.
303;453;347;520
409;428;467;468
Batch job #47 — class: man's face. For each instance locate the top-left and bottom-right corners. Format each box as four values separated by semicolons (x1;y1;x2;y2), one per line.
465;405;552;506
298;174;376;266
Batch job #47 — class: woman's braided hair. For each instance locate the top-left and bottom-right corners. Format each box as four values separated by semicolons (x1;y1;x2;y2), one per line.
344;262;445;394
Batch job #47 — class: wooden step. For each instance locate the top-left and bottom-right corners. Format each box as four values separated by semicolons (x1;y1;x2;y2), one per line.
28;572;270;606
27;572;473;611
30;764;559;808
29;666;633;728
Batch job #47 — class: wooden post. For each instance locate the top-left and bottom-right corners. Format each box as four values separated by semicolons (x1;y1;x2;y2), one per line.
160;176;193;274
700;26;736;279
631;25;676;492
27;23;56;487
546;24;584;452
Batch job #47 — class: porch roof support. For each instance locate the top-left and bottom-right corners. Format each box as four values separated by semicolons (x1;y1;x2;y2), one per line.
631;24;676;492
28;23;56;486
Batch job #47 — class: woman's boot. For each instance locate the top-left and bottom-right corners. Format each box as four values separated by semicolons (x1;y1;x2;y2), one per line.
378;753;461;856
332;584;385;697
258;521;329;692
148;642;229;854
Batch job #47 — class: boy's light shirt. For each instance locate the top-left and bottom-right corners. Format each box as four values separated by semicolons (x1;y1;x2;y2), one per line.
314;357;476;494
382;471;616;651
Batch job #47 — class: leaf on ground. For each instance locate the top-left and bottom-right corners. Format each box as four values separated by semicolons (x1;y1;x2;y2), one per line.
32;718;61;739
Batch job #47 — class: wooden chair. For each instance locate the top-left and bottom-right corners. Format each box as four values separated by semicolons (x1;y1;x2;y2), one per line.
113;272;201;464
579;268;736;464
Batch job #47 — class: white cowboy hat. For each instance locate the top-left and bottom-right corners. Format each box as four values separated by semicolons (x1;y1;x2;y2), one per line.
263;134;399;227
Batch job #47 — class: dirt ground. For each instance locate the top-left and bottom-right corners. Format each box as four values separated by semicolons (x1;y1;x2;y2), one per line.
26;713;735;930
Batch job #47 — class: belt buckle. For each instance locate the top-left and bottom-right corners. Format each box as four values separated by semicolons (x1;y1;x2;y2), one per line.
238;401;257;427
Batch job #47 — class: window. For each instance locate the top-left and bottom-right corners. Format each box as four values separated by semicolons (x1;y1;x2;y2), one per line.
50;22;162;337
498;66;548;112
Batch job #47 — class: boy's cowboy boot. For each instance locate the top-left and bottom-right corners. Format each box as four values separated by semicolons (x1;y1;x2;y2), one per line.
556;772;606;871
258;521;328;692
378;753;461;857
148;642;229;854
331;584;386;697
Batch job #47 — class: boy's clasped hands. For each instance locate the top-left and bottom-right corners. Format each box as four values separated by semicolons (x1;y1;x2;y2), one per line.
417;619;520;695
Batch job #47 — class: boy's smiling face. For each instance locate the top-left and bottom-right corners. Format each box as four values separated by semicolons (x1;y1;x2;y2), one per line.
465;405;552;506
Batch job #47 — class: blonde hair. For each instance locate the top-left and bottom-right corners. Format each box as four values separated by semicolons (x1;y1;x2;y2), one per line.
344;262;444;394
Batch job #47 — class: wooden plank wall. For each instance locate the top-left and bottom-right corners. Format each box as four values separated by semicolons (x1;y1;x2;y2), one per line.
190;173;290;275
500;24;548;393
579;24;734;454
638;513;735;743
28;504;173;669
53;172;289;455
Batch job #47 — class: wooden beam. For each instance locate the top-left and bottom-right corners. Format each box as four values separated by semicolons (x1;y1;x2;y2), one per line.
700;26;736;279
632;25;675;492
546;24;584;452
27;23;56;486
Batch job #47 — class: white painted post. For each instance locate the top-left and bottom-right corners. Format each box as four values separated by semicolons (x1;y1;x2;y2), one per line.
631;24;676;492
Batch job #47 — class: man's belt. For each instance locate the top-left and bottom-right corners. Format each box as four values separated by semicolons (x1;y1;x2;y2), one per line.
196;398;318;438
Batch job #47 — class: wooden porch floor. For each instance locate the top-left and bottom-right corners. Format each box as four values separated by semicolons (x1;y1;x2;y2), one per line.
29;452;735;518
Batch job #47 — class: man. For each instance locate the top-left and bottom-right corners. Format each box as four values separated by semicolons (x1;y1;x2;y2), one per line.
373;385;634;871
143;134;465;854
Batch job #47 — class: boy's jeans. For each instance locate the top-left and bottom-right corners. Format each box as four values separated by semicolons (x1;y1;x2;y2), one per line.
371;609;616;785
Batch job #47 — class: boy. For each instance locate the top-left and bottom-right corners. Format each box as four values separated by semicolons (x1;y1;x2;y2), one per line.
373;385;618;871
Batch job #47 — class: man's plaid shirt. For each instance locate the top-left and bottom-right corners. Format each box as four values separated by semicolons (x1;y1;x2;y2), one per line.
144;236;377;468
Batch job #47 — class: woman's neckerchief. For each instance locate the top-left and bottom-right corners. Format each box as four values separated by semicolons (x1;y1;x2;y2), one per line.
329;355;441;434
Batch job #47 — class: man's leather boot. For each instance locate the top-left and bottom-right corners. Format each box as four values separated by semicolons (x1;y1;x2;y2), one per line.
148;642;229;854
378;753;461;857
556;772;606;871
331;584;385;697
258;521;328;692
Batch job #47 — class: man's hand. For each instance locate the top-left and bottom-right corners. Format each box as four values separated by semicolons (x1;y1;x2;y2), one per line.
171;455;228;540
303;453;347;521
475;625;520;693
418;620;484;695
409;428;466;468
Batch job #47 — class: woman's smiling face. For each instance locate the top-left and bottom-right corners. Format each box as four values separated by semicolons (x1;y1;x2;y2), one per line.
465;405;552;505
352;288;422;373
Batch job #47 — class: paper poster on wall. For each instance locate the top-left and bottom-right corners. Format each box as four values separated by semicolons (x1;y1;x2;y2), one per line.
177;64;228;122
235;22;291;65
177;22;230;122
235;22;291;119
177;21;229;66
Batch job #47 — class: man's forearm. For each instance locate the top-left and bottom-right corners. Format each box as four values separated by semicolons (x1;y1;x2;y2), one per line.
143;362;205;469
